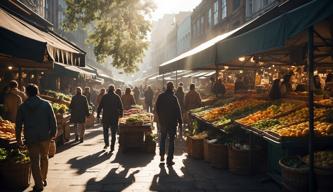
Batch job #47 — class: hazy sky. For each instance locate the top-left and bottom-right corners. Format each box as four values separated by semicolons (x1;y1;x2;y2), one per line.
152;0;202;20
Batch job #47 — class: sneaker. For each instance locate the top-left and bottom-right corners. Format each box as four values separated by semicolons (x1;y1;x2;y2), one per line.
75;135;79;141
160;156;165;162
43;180;47;187
166;161;175;166
80;139;84;143
103;145;109;149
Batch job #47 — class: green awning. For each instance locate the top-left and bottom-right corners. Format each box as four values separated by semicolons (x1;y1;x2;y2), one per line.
216;0;333;64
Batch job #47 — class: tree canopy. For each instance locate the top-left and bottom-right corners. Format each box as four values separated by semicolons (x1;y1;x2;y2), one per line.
63;0;155;73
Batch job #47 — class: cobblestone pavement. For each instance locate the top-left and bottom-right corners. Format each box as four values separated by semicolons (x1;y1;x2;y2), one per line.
19;126;280;192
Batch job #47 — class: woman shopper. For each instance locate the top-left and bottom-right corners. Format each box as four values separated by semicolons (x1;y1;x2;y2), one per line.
69;87;90;142
121;88;136;110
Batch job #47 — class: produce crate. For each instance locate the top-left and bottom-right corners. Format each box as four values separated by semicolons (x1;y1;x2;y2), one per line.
145;141;156;154
209;143;228;169
0;161;31;189
119;124;152;152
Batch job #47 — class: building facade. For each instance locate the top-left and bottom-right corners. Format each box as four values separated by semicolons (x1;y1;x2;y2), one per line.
177;15;192;55
190;0;284;47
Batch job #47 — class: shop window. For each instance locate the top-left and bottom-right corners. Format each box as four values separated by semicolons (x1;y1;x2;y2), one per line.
208;8;212;28
221;0;227;19
213;0;218;25
233;0;240;11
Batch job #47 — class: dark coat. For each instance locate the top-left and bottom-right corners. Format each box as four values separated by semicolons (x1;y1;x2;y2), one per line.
97;92;123;124
155;90;182;132
69;94;90;123
16;96;57;144
144;89;154;104
175;89;185;111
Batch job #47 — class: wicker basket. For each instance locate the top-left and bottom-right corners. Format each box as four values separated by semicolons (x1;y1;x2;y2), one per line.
315;168;333;192
191;137;204;160
203;139;210;162
279;159;308;192
186;136;193;156
49;140;56;158
0;161;31;189
228;145;263;175
210;143;228;169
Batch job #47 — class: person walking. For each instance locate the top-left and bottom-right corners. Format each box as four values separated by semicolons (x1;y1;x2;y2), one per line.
133;86;140;103
69;87;90;142
155;82;182;166
184;83;202;111
144;86;154;112
16;84;57;192
4;84;22;122
83;87;92;106
175;83;185;112
8;80;27;101
97;85;123;151
121;88;136;110
96;88;106;107
115;88;122;98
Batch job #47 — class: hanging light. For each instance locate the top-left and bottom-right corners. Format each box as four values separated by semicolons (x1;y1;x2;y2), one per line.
250;57;255;63
272;65;275;68
8;66;13;70
239;70;243;74
238;57;246;62
224;66;229;70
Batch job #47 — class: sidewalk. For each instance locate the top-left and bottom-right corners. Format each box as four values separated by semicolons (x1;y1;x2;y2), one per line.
22;126;280;192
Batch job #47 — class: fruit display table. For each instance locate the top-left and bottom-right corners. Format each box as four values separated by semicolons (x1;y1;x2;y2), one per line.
187;97;333;181
118;107;154;152
0;120;18;148
56;113;71;144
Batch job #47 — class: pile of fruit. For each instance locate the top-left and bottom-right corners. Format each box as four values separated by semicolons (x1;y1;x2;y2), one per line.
120;107;153;126
212;117;232;127
315;99;333;107
0;120;16;141
271;121;333;137
45;90;71;102
52;103;68;114
252;119;281;130
303;151;333;169
195;99;267;123
237;102;299;126
0;148;30;164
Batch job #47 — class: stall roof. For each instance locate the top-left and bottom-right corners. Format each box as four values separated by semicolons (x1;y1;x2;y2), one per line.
158;0;315;74
0;7;85;67
216;0;333;65
54;63;95;79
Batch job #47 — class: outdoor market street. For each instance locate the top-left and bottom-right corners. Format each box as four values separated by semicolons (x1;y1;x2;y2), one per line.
21;125;279;192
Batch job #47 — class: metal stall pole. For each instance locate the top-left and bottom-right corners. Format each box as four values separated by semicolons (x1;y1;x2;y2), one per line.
176;70;178;86
307;26;316;192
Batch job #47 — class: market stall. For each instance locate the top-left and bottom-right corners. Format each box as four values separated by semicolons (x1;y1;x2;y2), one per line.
118;106;155;153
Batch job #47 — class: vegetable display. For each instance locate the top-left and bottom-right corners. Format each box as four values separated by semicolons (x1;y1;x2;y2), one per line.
0;120;16;141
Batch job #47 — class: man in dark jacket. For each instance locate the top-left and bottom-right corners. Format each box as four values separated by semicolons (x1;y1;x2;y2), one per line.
97;85;123;151
155;82;182;166
69;87;90;143
144;86;154;112
16;84;57;192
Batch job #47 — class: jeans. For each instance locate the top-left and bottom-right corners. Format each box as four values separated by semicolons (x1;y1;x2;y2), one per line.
103;120;118;148
27;140;50;189
160;127;176;162
74;123;85;140
145;102;153;112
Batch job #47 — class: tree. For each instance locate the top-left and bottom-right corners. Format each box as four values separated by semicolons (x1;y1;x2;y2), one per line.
63;0;155;73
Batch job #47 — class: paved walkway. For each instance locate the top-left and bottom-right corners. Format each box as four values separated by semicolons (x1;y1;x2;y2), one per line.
21;126;279;192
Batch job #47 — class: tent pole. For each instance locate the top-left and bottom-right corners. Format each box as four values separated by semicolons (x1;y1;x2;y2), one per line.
162;73;165;91
307;26;316;192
